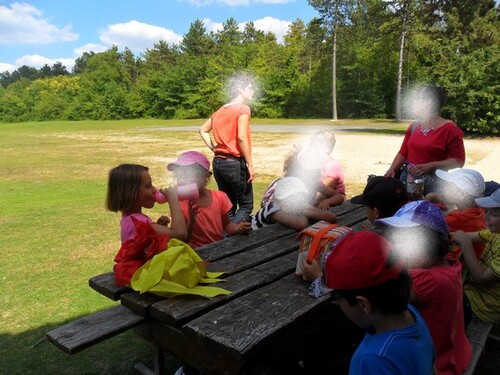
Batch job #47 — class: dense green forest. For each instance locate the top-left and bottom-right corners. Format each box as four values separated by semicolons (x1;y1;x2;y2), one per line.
0;0;498;134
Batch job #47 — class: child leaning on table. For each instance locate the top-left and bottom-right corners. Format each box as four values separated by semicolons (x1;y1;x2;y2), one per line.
452;188;500;323
323;231;436;375
251;176;336;231
167;150;251;249
105;163;187;286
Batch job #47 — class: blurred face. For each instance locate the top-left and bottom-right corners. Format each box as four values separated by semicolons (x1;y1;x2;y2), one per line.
135;171;156;209
240;83;254;101
384;226;431;268
279;193;309;214
485;208;500;233
173;165;209;190
438;182;469;206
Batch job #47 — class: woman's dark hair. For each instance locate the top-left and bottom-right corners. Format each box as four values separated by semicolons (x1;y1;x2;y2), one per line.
336;271;412;314
105;164;148;213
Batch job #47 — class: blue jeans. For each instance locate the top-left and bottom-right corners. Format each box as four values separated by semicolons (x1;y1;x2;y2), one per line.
213;156;253;223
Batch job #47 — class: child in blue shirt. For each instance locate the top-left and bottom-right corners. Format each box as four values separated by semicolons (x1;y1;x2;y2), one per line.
324;231;436;375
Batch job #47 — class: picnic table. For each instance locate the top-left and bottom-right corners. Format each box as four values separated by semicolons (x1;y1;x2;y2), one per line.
52;201;369;374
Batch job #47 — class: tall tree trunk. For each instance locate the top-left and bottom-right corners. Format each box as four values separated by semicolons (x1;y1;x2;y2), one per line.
396;16;406;121
332;27;338;121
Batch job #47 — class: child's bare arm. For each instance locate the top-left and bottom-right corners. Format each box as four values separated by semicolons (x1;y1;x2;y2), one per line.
452;230;496;285
152;188;188;241
304;205;337;223
272;211;309;231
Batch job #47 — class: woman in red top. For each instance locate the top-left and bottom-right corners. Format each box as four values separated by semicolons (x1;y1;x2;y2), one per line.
385;84;465;194
199;73;255;223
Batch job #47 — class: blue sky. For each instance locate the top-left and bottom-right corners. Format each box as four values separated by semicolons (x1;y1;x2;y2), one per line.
0;0;319;73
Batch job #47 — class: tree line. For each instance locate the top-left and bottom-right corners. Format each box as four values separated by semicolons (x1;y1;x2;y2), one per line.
0;0;498;134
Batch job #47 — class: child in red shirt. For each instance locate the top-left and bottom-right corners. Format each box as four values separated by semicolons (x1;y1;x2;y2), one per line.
168;151;251;249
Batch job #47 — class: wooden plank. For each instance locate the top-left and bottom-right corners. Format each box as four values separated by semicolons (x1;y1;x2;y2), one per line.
121;290;164;317
182;273;331;361
150;251;298;326
332;200;365;216
205;234;299;275
89;272;130;301
47;305;144;354
196;223;296;262
336;206;367;227
463;320;494;375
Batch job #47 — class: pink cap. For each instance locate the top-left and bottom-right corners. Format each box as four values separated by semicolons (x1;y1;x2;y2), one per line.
167;151;210;171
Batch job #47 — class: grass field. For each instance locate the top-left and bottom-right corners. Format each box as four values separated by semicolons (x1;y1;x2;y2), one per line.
0;119;497;374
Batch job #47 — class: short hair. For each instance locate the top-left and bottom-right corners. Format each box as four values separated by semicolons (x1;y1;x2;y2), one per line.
105;164;148;213
335;271;412;314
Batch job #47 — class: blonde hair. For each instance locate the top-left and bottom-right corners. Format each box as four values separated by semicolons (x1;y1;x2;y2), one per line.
105;164;148;213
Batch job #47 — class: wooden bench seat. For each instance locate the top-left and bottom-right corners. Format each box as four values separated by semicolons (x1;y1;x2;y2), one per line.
47;305;145;354
463;319;494;375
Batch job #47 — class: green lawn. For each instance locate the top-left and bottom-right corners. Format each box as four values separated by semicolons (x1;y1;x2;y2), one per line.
1;119;497;374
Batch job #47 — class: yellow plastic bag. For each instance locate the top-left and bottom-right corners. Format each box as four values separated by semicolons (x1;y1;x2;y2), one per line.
131;238;231;298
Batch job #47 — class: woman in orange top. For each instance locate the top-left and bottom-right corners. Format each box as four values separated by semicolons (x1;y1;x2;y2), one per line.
199;73;255;223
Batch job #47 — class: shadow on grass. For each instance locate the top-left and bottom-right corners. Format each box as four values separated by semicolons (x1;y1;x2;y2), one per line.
1;318;182;375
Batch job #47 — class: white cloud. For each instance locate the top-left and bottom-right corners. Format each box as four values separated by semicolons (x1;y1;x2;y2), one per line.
253;16;291;42
0;2;78;45
0;62;17;73
74;43;108;56
99;20;182;51
202;16;291;43
15;54;76;71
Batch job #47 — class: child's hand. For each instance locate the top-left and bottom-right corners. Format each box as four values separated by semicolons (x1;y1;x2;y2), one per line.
160;186;179;202
236;220;252;234
300;259;323;281
451;230;469;245
157;215;171;227
317;200;331;210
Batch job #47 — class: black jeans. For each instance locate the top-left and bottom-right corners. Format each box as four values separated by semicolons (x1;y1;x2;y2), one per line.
213;155;253;223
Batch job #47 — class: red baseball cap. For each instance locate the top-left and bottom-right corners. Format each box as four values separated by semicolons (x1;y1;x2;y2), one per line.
324;231;403;290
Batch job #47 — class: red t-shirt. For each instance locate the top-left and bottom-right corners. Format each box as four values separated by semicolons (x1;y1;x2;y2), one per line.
399;121;465;165
446;207;487;259
212;103;251;157
409;258;472;375
180;190;233;248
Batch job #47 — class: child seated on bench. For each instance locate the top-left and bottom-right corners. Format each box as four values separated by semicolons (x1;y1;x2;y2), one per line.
323;231;436;375
252;176;336;231
167;150;251;249
105;163;187;286
453;188;500;323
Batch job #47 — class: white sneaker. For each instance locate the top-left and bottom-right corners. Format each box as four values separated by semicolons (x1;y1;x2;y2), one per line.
174;367;186;375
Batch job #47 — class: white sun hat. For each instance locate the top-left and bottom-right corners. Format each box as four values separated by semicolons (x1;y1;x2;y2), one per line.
435;168;485;198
